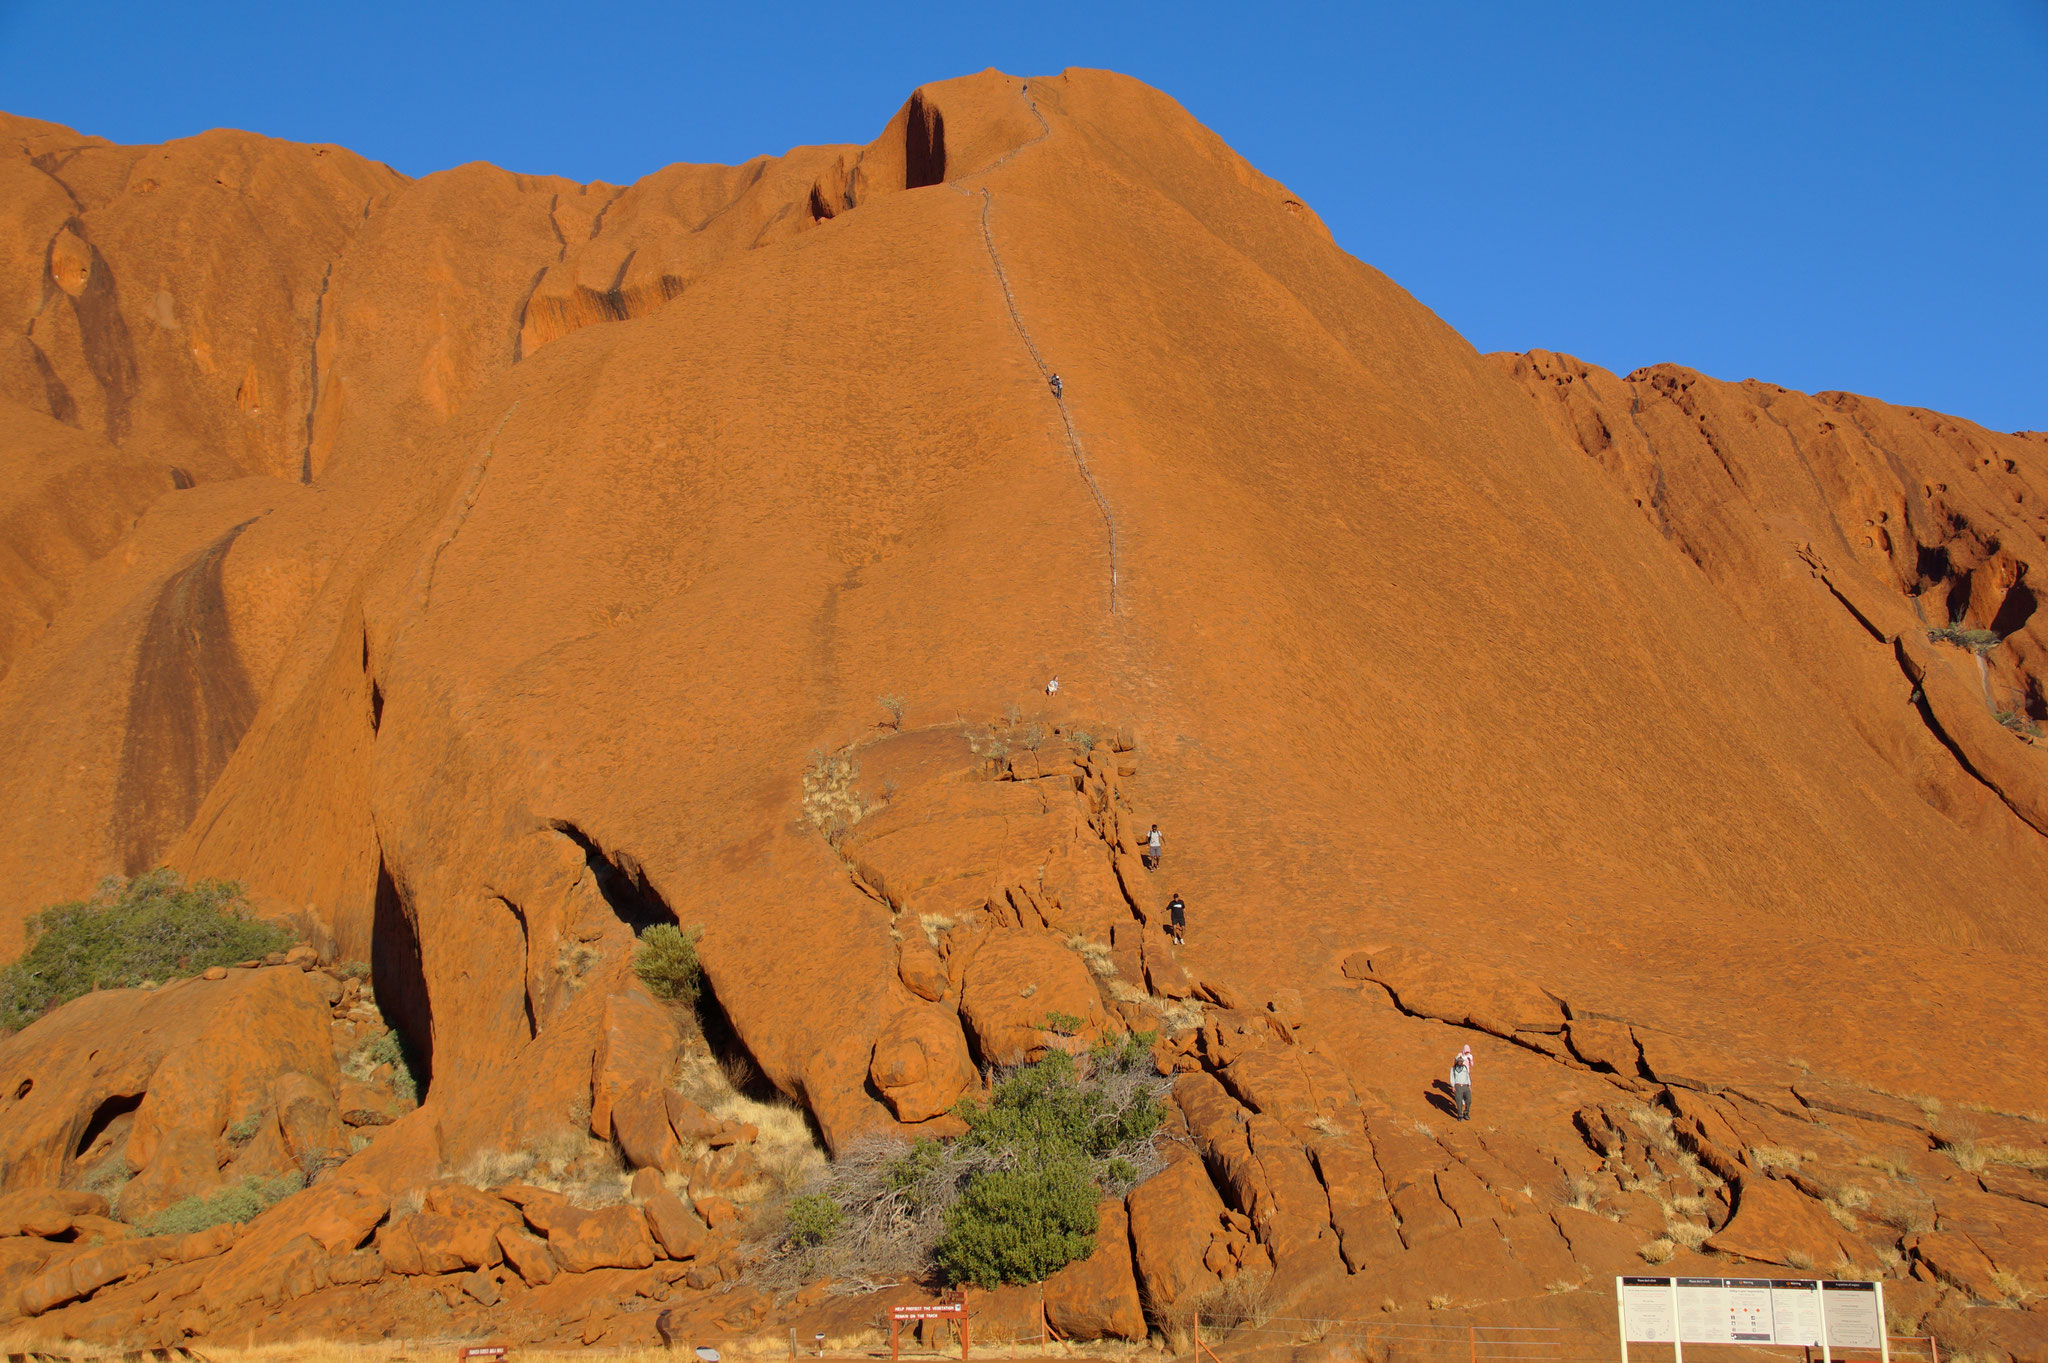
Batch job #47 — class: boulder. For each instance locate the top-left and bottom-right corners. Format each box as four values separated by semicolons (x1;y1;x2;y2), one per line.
614;1084;686;1172
898;940;950;1001
591;989;683;1140
274;1070;349;1174
336;1077;403;1127
0;1188;109;1238
546;1204;657;1273
870;1005;978;1122
958;931;1107;1066
1126;1159;1226;1309
497;1225;558;1285
1044;1199;1145;1340
17;1237;161;1316
665;1092;719;1143
407;1210;505;1273
644;1189;711;1260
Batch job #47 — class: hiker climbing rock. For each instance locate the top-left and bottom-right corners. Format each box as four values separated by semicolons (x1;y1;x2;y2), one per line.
1144;823;1162;870
1167;892;1186;946
1045;675;1059;695
1049;373;1063;399
1450;1045;1473;1121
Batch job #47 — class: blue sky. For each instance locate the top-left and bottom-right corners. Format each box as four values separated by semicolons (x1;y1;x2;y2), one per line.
3;1;2042;431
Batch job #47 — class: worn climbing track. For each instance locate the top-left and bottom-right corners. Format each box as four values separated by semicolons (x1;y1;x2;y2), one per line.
949;84;1123;616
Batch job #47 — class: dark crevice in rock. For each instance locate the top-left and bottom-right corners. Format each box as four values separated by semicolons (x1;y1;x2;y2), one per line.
904;90;947;189
549;820;676;934
72;1091;142;1159
371;856;435;1099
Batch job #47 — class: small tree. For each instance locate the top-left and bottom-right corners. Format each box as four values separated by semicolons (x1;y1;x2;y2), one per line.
934;1160;1099;1287
0;871;293;1032
878;695;907;731
634;924;705;1004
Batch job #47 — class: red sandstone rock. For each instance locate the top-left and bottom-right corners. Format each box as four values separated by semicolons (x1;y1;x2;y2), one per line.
496;1225;557;1286
1044;1200;1144;1340
869;1005;977;1122
545;1204;657;1273
0;1188;107;1238
613;1084;686;1172
898;940;950;1002
958;930;1107;1066
1126;1159;1226;1309
643;1189;710;1261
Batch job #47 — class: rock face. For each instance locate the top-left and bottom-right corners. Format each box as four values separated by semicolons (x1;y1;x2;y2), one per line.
2;66;2048;1355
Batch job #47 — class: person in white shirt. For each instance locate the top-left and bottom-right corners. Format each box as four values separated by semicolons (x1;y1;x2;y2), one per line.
1450;1045;1474;1121
1145;824;1162;870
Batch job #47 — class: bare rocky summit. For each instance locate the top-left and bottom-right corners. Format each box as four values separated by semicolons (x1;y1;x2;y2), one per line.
0;69;2044;1359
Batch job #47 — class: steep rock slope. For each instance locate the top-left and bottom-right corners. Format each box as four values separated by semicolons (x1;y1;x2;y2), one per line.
0;71;2044;1355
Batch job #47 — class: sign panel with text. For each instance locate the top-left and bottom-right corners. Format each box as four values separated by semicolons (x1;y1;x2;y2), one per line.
1617;1275;1884;1348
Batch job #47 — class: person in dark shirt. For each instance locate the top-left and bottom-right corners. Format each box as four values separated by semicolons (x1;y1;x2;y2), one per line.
1166;893;1186;946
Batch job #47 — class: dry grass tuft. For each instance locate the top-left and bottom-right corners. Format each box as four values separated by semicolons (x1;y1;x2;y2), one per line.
1748;1145;1812;1172
1639;1237;1676;1264
1665;1220;1712;1250
1990;1269;2035;1302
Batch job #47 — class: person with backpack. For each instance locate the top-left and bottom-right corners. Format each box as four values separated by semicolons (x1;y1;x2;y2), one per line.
1450;1045;1474;1121
1144;823;1162;870
1166;893;1186;946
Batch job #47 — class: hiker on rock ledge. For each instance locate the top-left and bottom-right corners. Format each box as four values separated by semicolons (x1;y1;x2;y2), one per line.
1167;892;1186;946
1049;373;1063;399
1450;1044;1473;1121
1144;823;1162;870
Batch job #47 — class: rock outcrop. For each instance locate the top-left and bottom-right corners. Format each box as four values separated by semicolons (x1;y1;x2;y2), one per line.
2;65;2047;1360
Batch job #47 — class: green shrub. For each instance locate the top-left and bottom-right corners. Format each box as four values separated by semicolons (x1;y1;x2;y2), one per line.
1996;709;2044;739
784;1192;845;1248
344;1029;423;1105
934;1160;1099;1287
1071;730;1095;752
337;960;372;981
0;870;293;1032
1928;624;2000;653
633;923;704;1003
954;1045;1166;1166
143;1172;303;1237
225;1114;266;1144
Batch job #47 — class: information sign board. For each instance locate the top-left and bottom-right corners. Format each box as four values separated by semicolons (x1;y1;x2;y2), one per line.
1822;1280;1884;1351
1619;1276;1675;1343
1675;1278;1731;1345
1618;1275;1885;1354
1724;1278;1774;1343
1769;1278;1823;1347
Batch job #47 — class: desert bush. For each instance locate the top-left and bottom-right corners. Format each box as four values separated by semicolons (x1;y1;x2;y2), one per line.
1995;710;2045;739
1071;730;1096;751
344;1029;423;1105
1928;624;2000;653
784;1192;845;1247
752;1035;1169;1289
337;960;372;981
143;1172;303;1237
225;1114;266;1144
878;695;906;730
633;924;704;1003
934;1159;1099;1287
0;870;293;1031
